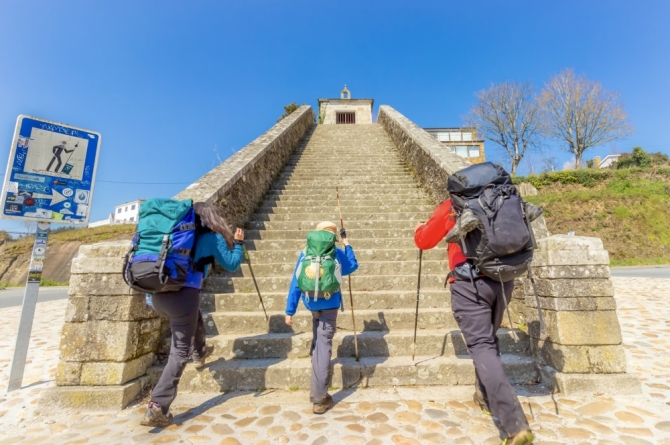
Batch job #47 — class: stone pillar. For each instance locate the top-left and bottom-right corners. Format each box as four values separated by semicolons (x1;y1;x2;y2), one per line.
525;235;641;394
40;240;162;410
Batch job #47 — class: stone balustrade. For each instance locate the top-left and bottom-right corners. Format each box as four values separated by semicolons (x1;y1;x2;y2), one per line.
525;235;640;394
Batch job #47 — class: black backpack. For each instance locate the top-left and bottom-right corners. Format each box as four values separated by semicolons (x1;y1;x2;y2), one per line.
447;162;535;283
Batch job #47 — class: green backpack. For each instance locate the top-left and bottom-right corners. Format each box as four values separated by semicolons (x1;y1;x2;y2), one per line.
297;231;342;299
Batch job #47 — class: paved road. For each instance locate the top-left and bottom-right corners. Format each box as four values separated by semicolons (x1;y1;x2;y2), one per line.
610;265;670;279
0;287;69;308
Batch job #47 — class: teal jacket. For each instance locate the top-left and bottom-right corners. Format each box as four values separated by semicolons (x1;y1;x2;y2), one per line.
185;233;243;289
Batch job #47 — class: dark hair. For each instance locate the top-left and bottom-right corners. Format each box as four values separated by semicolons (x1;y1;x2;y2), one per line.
193;202;234;249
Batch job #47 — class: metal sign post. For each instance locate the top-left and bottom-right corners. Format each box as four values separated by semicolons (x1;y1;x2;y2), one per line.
2;115;101;393
6;222;50;392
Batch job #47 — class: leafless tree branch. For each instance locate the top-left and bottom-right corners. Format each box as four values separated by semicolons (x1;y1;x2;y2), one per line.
464;81;541;175
538;68;634;167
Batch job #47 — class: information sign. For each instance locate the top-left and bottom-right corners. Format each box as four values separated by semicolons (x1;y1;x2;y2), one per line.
1;115;102;224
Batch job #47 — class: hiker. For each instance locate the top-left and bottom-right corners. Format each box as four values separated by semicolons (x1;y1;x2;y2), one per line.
46;141;74;173
137;202;245;427
284;221;358;414
414;163;540;445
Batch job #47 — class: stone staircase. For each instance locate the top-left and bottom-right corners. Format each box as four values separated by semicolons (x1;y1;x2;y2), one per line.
176;124;539;392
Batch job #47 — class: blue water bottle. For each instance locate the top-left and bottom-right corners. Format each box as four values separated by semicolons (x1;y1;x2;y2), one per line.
145;293;153;307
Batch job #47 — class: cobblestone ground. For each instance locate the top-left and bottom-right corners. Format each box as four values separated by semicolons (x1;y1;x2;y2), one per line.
1;277;669;445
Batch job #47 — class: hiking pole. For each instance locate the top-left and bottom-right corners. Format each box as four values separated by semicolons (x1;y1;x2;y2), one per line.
336;186;360;362
243;245;268;321
412;249;423;362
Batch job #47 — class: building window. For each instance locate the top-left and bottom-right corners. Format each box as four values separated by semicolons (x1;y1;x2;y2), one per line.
336;112;356;124
454;146;469;157
462;132;473;142
125;206;128;211
437;133;450;142
469;146;480;158
131;204;136;210
449;132;462;142
117;208;121;214
130;217;135;222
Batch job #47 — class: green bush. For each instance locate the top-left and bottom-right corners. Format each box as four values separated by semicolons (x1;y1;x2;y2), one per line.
617;147;652;169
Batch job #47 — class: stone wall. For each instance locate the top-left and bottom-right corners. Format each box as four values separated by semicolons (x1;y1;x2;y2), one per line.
174;105;315;230
378;105;472;204
41;241;161;409
526;235;640;394
43;106;315;410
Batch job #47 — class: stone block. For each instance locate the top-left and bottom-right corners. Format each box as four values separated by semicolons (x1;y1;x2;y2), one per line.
64;297;89;323
56;362;82;386
524;278;614;298
532;235;609;267
76;240;132;259
532;265;611;279
88;295;157;321
71;256;126;274
525;295;617;311
60;320;141;362
540;366;641;395
39;377;147;410
527;310;622;346
533;340;627;373
138;328;162;356
80;353;155;386
69;273;141;297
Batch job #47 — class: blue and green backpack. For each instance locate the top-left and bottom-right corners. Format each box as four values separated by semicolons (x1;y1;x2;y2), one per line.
123;198;196;293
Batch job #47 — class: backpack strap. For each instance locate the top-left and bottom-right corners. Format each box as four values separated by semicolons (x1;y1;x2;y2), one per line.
157;234;170;285
312;256;321;302
122;234;139;288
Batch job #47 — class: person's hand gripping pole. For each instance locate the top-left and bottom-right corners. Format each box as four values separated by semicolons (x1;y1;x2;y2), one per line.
337;186;359;362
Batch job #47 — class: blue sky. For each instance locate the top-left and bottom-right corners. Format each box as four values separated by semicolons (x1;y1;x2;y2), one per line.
1;0;669;233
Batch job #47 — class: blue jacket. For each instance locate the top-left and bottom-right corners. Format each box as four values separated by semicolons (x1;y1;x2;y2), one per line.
184;232;244;289
285;245;358;315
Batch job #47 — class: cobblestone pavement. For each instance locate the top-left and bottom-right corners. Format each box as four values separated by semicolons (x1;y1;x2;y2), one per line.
1;277;669;445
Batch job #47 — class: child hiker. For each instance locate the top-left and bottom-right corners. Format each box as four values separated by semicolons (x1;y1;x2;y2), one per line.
284;221;358;414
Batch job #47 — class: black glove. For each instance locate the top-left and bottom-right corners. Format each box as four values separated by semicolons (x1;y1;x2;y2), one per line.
340;228;347;239
234;239;245;245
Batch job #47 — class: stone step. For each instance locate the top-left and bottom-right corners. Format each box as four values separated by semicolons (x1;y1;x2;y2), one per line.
278;171;412;179
242;237;430;251
236;260;447;278
245;228;418;241
200;289;451;313
256;204;435;214
263;190;428;199
203;273;447;294
251;211;432;222
203;308;456;335
242;247;446;263
259;198;430;208
206;328;529;360
247;219;430;231
163;354;539;393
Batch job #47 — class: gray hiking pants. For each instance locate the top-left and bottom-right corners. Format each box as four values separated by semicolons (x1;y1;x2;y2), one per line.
309;308;338;403
150;287;207;412
450;277;529;437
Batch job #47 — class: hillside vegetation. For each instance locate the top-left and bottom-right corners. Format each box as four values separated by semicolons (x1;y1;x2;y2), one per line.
514;167;670;266
0;224;135;286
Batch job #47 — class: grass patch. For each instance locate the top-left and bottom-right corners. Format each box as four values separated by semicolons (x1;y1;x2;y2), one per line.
522;169;670;265
289;386;299;392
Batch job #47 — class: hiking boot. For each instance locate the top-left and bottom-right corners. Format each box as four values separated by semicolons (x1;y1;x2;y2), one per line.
523;202;543;222
445;208;480;243
473;388;492;416
502;429;535;445
312;394;334;414
140;402;173;427
192;344;214;369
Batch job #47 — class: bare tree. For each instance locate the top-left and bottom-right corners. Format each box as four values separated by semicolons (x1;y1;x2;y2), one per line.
464;81;541;175
538;68;633;168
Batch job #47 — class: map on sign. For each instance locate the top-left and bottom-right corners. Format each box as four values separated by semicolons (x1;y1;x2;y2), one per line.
1;115;102;224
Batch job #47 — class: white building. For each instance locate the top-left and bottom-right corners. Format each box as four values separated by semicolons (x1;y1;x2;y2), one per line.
114;199;144;223
317;85;374;125
88;199;144;227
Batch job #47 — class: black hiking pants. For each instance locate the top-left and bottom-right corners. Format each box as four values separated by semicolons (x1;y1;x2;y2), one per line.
450;277;529;437
150;287;207;412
